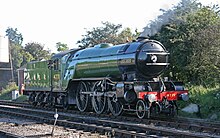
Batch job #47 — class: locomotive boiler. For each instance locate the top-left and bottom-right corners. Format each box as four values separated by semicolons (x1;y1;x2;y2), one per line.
23;37;189;119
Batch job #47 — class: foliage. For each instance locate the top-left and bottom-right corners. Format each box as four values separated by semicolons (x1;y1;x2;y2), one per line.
0;82;18;100
0;91;11;100
10;43;23;70
117;28;140;43
5;28;24;81
78;21;121;48
142;0;201;37
186;85;220;119
189;22;220;86
150;0;220;86
0;82;27;101
13;95;28;102
177;85;220;120
5;27;23;45
20;50;34;66
24;42;51;61
56;42;69;52
5;28;51;84
78;21;140;48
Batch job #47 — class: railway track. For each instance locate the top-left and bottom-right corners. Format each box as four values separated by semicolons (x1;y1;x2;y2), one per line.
0;130;24;138
0;100;219;138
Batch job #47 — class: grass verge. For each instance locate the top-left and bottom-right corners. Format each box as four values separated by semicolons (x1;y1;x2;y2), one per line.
178;85;220;120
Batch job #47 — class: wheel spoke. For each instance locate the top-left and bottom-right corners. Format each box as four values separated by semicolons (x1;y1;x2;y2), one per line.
108;96;123;116
136;100;149;119
92;94;106;114
76;82;89;112
92;81;107;114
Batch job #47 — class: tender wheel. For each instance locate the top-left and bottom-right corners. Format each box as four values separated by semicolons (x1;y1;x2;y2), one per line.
108;95;123;116
76;81;89;112
45;94;55;107
29;93;37;106
28;93;35;104
136;100;149;119
92;81;107;114
37;93;46;107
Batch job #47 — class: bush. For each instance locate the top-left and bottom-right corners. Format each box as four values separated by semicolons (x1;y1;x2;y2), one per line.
0;82;18;93
0;82;18;100
179;85;220;120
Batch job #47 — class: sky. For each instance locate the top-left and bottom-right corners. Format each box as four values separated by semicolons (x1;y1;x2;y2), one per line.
0;0;219;53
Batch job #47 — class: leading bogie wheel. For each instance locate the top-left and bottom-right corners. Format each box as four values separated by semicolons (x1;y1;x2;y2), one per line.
136;99;149;119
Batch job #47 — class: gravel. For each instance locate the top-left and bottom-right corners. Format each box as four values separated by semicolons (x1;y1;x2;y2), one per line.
0;114;108;138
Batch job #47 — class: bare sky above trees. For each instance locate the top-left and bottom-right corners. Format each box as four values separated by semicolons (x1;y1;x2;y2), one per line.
0;0;218;52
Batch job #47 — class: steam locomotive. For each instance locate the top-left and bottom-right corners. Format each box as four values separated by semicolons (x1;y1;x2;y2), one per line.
23;37;189;119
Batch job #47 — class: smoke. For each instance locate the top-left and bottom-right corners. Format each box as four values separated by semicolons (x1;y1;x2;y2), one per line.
140;8;176;37
140;6;175;37
140;0;202;37
140;8;175;37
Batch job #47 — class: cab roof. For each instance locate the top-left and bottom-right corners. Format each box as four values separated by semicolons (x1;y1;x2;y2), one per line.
51;48;80;60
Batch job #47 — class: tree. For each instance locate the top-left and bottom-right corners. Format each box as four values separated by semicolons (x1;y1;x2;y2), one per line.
20;50;34;66
189;21;220;86
5;27;23;45
24;42;51;61
152;1;220;86
56;42;69;52
5;27;24;82
77;21;140;48
175;6;220;86
142;0;201;37
10;44;23;69
78;21;122;48
117;28;140;43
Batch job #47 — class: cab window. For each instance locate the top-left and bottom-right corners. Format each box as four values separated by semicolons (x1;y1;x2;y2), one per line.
54;59;59;70
61;54;70;63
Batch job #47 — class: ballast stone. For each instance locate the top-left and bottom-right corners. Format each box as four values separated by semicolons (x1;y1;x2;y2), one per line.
181;103;199;113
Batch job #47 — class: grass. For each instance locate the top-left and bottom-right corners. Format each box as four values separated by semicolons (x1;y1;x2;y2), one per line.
13;95;28;102
0;82;18;100
0;82;28;101
178;85;220;120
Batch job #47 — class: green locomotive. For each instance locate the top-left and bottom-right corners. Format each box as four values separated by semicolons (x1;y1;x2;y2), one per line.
24;37;189;118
